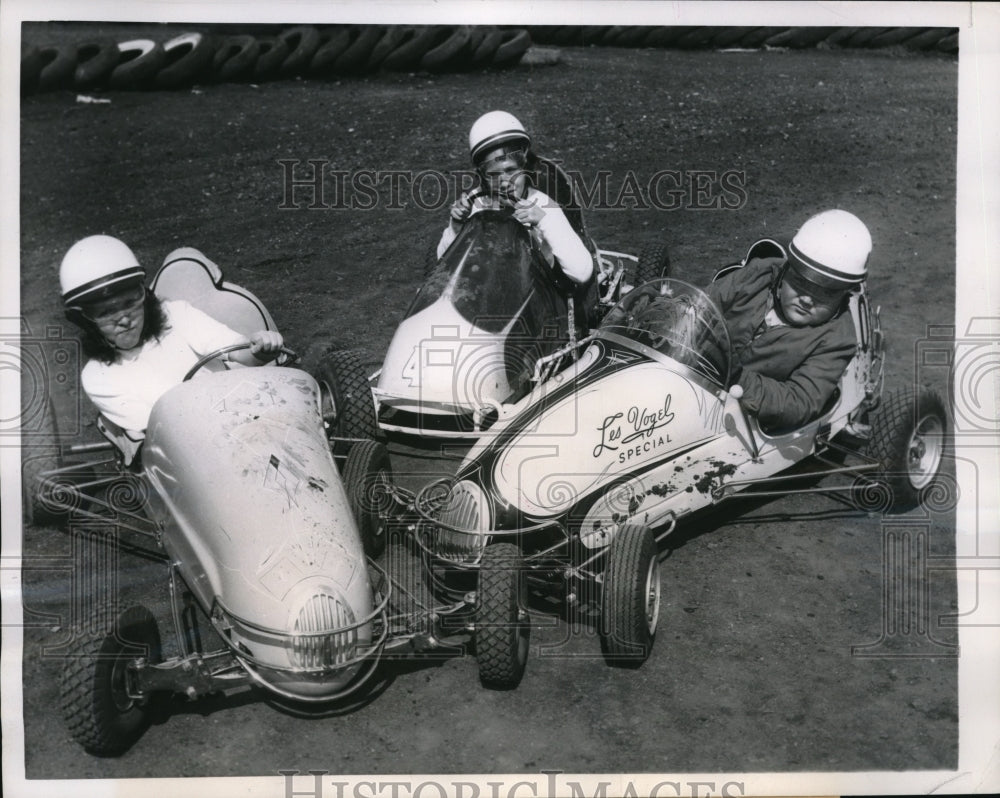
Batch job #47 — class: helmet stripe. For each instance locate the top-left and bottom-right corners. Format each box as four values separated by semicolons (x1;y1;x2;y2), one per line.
471;130;529;161
788;240;866;284
62;266;146;304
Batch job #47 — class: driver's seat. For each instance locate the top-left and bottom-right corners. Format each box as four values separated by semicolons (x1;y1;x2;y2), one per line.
151;247;278;336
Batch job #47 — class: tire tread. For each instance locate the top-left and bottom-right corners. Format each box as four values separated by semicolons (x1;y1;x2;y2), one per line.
865;385;946;512
600;522;657;665
476;542;528;689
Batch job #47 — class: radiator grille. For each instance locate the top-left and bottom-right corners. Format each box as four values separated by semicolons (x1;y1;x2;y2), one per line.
431;480;489;560
290;592;358;669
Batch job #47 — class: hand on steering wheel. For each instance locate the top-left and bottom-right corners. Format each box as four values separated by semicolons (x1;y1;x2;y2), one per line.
183;342;299;381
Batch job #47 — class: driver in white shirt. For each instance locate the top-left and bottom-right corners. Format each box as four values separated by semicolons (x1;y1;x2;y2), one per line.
438;110;593;286
59;235;283;438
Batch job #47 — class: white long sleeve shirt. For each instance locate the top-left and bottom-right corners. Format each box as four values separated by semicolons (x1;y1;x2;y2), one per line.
436;187;593;283
82;299;247;433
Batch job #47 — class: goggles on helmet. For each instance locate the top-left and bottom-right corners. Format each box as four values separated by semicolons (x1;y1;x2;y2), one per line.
76;286;146;324
781;264;849;303
476;145;528;172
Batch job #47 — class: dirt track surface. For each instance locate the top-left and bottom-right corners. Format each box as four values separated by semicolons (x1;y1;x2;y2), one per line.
16;26;959;784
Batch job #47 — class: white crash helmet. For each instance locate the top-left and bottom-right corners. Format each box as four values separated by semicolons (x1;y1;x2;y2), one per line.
787;209;871;292
468;110;530;166
60;235;146;307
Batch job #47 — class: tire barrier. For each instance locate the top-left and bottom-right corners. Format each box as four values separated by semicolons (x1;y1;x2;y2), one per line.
276;25;321;77
33;44;76;92
252;36;289;82
335;25;387;74
108;39;166;89
212;34;260;82
528;24;959;53
21;24;956;96
72;38;120;89
20;46;46;95
155;32;216;89
419;26;472;72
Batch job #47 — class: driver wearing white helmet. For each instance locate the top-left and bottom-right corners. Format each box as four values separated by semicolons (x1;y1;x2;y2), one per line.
707;209;871;431
59;235;283;444
438;110;594;286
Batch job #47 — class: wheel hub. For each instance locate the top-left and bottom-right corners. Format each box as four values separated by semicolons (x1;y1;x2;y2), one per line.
645;557;661;635
110;658;136;713
906;413;944;489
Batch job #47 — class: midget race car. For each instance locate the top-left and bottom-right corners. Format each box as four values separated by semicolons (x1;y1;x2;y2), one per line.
24;249;473;756
410;268;947;689
371;206;670;438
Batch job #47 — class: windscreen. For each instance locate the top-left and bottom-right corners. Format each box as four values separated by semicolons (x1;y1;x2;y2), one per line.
405;211;541;333
598;278;732;387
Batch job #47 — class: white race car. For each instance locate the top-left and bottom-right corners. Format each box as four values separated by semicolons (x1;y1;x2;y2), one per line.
372;206;670;439
410;259;947;689
26;250;441;755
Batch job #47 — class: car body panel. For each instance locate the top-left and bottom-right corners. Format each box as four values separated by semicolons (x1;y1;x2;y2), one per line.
141;366;376;695
423;277;882;560
375;211;587;437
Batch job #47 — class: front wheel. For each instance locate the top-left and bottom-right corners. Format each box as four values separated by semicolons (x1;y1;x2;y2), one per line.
310;350;380;447
633;242;671;287
343;439;393;559
600;522;660;668
59;605;162;756
475;542;529;690
864;386;947;512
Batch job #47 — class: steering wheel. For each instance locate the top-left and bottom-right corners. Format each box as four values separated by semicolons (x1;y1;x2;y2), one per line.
183;343;299;382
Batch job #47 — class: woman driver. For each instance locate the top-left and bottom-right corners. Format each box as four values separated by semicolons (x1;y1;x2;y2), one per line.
59;234;283;439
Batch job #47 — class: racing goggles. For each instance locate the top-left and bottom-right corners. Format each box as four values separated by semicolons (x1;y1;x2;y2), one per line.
781;266;849;303
477;147;529;183
78;286;146;323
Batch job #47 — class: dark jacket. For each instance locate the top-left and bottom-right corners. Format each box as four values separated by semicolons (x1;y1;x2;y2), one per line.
707;258;857;431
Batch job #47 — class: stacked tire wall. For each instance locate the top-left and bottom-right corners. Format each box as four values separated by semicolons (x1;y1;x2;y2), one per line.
20;24;533;95
21;24;958;96
526;25;959;53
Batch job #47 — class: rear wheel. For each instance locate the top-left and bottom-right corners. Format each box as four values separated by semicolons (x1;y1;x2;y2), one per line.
864;386;947;512
59;605;162;756
343;440;392;558
311;350;380;448
476;542;529;690
600;523;660;667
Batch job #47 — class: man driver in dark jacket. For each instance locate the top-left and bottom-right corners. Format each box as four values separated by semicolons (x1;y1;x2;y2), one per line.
707;209;871;432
